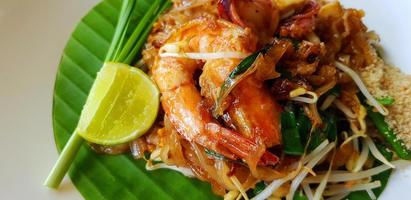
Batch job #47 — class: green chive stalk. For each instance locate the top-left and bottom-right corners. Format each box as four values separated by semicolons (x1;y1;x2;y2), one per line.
376;96;395;106
44;0;171;188
281;110;305;155
367;108;411;160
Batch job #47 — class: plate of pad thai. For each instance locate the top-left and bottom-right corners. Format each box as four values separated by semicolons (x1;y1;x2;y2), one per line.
45;0;411;199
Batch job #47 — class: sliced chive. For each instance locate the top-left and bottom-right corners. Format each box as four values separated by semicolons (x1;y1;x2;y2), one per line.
116;0;165;63
367;108;411;160
105;0;135;62
123;0;172;64
281;110;305;155
376;96;394;106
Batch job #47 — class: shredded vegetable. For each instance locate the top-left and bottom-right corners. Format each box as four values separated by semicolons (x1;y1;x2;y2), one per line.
312;149;335;200
252;171;297;200
287;142;336;200
323;181;381;196
302;184;314;200
333;99;356;119
304;160;407;183
335;61;387;115
291;91;318;104
301;140;330;164
212;49;264;117
366;189;377;200
366;107;411;160
230;176;249;200
376;97;395;106
352;138;369;172
320;95;336;110
145;161;195;177
365;137;395;168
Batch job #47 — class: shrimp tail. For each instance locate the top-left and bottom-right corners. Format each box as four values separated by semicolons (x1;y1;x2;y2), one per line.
206;123;279;166
259;151;280;166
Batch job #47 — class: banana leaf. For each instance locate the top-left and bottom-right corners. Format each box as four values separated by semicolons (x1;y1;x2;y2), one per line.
52;0;220;199
52;0;395;199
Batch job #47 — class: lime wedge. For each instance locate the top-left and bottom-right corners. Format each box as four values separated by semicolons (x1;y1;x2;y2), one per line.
76;62;159;145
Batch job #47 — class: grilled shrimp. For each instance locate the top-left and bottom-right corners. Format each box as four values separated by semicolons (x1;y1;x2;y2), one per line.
200;62;282;148
152;18;279;165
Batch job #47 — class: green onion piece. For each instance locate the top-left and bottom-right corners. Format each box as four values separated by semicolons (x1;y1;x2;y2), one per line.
212;45;270;118
293;190;308;200
307;112;336;151
324;85;341;97
44;132;83;188
296;108;312;145
307;128;326;151
116;0;170;64
247;181;267;198
367;108;411;160
212;52;259;117
105;0;136;62
323;112;337;141
204;148;227;161
281;110;305;155
229;53;260;78
253;181;267;195
114;0;162;63
44;0;171;189
376;96;394;106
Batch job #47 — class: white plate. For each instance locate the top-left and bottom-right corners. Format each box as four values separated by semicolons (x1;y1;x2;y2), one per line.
0;0;409;199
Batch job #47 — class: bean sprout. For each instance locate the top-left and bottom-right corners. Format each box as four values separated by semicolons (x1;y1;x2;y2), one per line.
335;61;387;115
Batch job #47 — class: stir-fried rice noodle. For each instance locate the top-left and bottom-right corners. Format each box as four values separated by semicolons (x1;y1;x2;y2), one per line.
87;0;411;199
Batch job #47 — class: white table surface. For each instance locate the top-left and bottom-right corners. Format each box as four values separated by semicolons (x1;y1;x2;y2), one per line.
0;0;97;199
0;0;410;200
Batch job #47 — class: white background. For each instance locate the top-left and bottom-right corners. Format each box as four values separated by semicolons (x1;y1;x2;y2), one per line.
0;0;410;199
0;0;97;199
